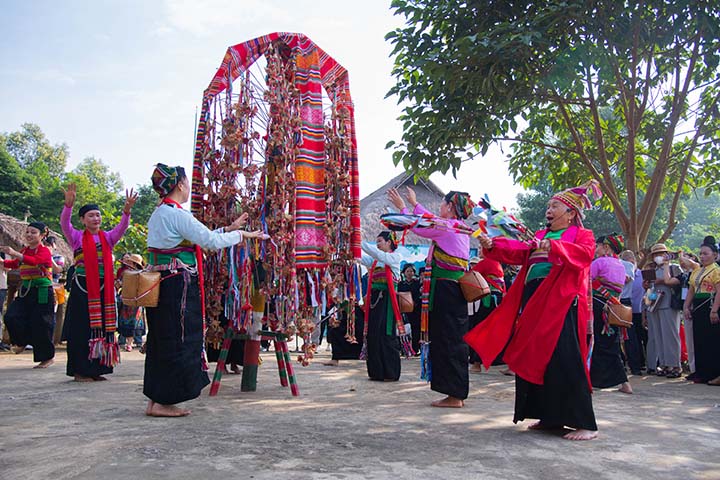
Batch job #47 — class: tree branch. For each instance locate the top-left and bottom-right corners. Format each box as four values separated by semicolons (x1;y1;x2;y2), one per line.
638;32;702;242
555;99;629;228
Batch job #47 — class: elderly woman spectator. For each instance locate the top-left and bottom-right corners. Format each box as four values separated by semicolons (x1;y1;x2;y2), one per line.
643;244;683;378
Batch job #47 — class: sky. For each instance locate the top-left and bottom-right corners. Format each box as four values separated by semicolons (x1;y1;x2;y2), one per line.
0;0;523;209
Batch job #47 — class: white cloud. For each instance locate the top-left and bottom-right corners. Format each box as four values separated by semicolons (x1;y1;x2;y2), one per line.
163;0;291;36
35;69;76;86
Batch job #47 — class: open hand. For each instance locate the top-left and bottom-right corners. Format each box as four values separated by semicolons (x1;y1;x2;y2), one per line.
387;188;406;210
123;188;138;214
404;186;417;207
242;230;267;240
228;212;249;232
62;183;77;207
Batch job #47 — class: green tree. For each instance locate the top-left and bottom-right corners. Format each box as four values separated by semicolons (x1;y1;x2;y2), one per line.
116;183;157;226
0;145;34;218
386;0;720;251
515;181;622;235
1;123;68;177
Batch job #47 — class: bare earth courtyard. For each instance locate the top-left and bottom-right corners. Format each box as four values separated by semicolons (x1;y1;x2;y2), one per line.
1;348;718;480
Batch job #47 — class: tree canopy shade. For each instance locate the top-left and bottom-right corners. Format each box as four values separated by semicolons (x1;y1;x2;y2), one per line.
386;0;720;250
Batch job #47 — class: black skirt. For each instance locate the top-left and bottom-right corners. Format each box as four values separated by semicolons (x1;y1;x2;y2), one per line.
514;279;597;431
4;285;55;363
143;271;210;405
64;278;113;378
366;289;401;381
692;297;720;382
468;291;502;365
429;279;469;400
328;305;365;361
589;297;628;388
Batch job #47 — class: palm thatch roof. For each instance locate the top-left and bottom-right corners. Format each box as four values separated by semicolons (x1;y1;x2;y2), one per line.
360;172;479;247
0;213;73;261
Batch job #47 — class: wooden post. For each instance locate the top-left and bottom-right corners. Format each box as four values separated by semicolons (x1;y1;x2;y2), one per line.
240;292;265;392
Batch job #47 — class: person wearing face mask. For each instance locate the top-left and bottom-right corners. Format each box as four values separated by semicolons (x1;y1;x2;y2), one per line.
643;243;683;378
465;180;601;441
61;184;137;382
0;222;55;368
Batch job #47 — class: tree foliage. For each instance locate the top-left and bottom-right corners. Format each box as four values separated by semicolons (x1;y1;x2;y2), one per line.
0;124;161;258
387;0;720;250
0;123;68;177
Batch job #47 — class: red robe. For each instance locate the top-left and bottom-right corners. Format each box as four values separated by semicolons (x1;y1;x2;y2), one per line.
471;258;505;293
464;226;594;387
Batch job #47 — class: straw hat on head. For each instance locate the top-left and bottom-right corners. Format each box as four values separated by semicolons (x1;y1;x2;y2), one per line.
650;243;669;255
123;253;145;269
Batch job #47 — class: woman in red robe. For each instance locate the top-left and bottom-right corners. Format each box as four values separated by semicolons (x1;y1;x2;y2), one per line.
465;181;601;441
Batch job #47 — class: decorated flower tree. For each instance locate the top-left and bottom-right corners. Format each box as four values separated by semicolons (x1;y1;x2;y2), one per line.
191;33;362;393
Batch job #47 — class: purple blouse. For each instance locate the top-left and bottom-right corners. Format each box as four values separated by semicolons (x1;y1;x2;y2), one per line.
401;203;469;260
590;256;626;292
60;205;130;251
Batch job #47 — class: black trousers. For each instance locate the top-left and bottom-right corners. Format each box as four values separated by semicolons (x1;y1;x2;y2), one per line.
4;286;55;362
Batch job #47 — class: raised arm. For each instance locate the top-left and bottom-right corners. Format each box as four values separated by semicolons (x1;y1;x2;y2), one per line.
60;205;83;249
361;241;401;270
106;212;131;246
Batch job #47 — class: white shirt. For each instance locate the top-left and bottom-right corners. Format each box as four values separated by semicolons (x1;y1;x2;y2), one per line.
147;204;243;250
360;241;401;279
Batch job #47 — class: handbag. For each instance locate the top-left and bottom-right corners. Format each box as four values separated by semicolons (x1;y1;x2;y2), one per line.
121;270;161;308
397;291;414;313
458;270;491;302
606;302;633;328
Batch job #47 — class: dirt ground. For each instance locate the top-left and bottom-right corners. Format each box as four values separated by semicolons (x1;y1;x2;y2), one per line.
0;347;719;480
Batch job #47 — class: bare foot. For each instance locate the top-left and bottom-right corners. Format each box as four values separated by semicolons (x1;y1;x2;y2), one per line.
146;401;154;416
618;382;633;394
322;359;339;366
527;421;563;430
147;403;191;417
563;429;598;441
33;359;55;369
229;364;241;375
74;375;94;382
11;345;25;354
708;376;720;386
92;376;108;381
469;363;483;374
431;396;464;408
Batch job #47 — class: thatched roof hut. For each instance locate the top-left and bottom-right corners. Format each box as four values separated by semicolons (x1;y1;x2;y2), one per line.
0;213;73;261
360;172;479;248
